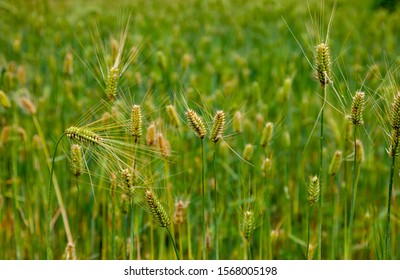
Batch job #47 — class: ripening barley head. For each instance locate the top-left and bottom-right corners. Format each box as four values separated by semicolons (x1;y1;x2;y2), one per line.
260;122;273;147
121;168;135;195
65;126;103;145
186;109;206;139
210;110;225;143
131;104;142;140
328;150;342;177
349;91;365;126
166;105;181;128
157;133;171;158
242;144;254;161
106;66;120;101
390;92;400;130
308;175;320;206
233;111;243;133
146;122;156;146
314;43;332;88
241;210;255;242
70;144;84;177
145;189;171;227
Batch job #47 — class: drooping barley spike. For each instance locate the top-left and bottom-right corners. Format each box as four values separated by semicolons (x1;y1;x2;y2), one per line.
106;66;119;101
314;43;332;88
390;92;400;130
174;200;186;225
355;139;364;163
70;144;84;177
131;104;142;140
233;111;243;133
243;143;254;161
145;189;171;227
63;52;73;76
261;157;272;177
328;150;342;177
210;110;225;143
166;105;181;128
260;122;274;147
186;109;206;139
65;126;103;145
349;91;365;126
308;175;320;206
146;122;156;146
157;133;171;158
241;210;255;241
121;168;135;195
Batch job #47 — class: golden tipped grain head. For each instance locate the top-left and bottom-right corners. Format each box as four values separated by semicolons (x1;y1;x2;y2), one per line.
261;157;272;177
242;143;254;161
145;189;171;227
166;105;181;128
390;92;400;130
65;126;103;145
355;139;364;163
20;96;36;115
260;122;273;147
70;144;84;177
315;43;332;87
106;66;119;101
131;104;142;139
241;210;255;241
233;111;243;133
146;122;156;146
308;175;320;206
157;133;171;158
186;109;206;139
0;90;11;108
328;150;342;177
349;91;365;125
210;110;225;142
63;52;73;76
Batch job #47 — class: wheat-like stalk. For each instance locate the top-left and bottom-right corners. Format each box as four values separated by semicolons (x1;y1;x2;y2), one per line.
65;126;103;145
146;122;156;146
70;144;83;177
210;110;225;143
260;122;273;147
131;104;142;140
145;189;170;227
315;43;332;88
106;66;119;101
186;109;206;139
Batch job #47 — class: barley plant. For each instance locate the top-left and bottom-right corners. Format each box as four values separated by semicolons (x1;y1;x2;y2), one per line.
1;0;400;260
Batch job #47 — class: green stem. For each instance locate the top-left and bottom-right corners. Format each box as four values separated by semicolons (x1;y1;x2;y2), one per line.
166;226;180;260
348;125;358;259
213;142;219;260
386;152;396;259
129;202;135;260
307;206;313;260
317;86;326;260
201;139;206;260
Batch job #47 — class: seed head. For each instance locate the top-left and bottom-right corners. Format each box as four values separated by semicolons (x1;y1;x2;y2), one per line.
390;92;400;130
65;126;103;145
157;133;171;158
315;43;332;87
210;110;225;142
349;91;365;125
166;105;181;128
233;111;243;133
145;189;170;227
328;150;342;177
260;122;273;147
242;144;254;161
241;210;255;241
106;66;119;101
355;139;364;163
308;175;320;206
146;122;156;146
70;144;84;177
186;109;206;139
20;96;36;115
131;104;142;140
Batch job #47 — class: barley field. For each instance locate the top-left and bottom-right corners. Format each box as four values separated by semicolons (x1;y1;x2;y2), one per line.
1;0;400;260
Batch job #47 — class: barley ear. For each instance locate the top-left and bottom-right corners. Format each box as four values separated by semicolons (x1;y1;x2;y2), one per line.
315;43;332;88
65;126;103;145
308;175;320;206
106;66;119;101
349;91;365;126
166;105;181;128
186;109;206;139
145;189;171;227
241;210;255;241
210;110;225;143
328;150;342;177
70;144;84;177
260;122;273;147
131;104;142;140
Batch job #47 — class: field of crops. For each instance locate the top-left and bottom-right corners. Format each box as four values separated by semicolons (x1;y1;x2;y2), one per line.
1;0;400;260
